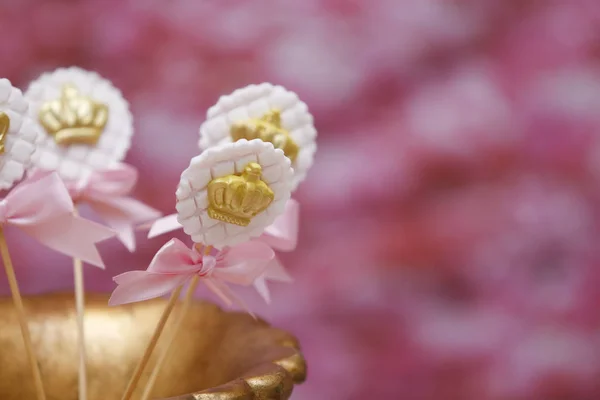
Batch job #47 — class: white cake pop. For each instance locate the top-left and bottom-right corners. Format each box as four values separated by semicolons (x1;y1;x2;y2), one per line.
0;79;39;190
25;67;133;182
199;83;317;191
177;139;293;249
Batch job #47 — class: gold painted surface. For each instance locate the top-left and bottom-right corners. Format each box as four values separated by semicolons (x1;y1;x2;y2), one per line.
0;293;305;400
0;112;9;154
207;162;274;227
230;110;299;163
38;84;108;146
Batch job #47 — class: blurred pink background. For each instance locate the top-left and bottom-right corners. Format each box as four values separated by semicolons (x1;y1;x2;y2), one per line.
3;1;600;399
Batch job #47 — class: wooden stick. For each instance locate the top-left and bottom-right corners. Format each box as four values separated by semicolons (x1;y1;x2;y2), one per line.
0;227;46;400
119;285;183;400
139;244;210;400
72;207;87;400
140;275;200;400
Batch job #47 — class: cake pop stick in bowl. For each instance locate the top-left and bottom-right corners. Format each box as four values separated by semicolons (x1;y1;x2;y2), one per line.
148;83;316;300
25;67;161;251
0;78;115;400
111;138;294;400
24;67;160;400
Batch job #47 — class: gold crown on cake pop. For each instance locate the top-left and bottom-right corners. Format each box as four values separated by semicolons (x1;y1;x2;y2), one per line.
38;84;109;146
207;162;275;226
0;112;9;154
230;110;299;162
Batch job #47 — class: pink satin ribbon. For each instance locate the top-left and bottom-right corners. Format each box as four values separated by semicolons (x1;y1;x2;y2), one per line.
109;238;275;309
253;257;293;303
145;200;299;302
65;163;161;252
146;213;179;239
254;199;298;301
0;172;115;268
259;199;299;252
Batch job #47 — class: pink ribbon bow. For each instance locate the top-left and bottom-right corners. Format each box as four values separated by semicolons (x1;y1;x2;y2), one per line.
0;172;115;267
145;200;299;302
65;163;161;252
108;238;276;307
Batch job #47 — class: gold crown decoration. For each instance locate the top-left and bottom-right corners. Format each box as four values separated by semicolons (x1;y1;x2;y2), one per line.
230;110;299;162
0;112;9;154
38;83;109;146
207;162;275;226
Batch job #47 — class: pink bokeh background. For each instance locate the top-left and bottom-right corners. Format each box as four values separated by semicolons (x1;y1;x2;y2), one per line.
2;1;600;399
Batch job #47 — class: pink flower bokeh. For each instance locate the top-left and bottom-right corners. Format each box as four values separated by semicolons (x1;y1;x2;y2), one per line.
2;1;600;399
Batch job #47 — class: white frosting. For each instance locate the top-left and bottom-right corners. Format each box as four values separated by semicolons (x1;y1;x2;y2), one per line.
199;83;317;191
25;67;133;182
177;139;293;249
0;79;38;190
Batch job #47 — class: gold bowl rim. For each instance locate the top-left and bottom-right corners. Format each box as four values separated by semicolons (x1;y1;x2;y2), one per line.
0;293;306;400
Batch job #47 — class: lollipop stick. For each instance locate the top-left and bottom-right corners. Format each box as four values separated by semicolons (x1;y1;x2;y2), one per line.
139;244;210;400
140;274;200;400
119;285;183;400
0;227;46;400
72;207;87;400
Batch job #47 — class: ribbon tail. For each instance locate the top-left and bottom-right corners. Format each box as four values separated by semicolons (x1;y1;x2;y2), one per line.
117;227;136;253
20;216;115;268
253;259;292;304
264;258;293;283
208;279;255;318
109;271;192;306
147;214;181;238
253;277;271;304
89;200;153;252
260;199;299;251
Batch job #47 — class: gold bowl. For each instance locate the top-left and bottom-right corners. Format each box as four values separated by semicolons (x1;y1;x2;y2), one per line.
0;293;306;399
